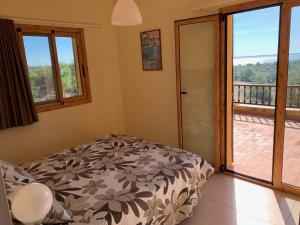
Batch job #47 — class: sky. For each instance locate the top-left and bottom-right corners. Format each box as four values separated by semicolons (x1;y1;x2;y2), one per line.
23;6;300;65
23;36;75;66
233;6;300;57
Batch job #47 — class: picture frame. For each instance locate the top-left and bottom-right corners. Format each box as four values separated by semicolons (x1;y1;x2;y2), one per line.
140;29;163;71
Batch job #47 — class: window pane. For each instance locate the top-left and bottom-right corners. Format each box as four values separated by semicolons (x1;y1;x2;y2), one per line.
55;37;82;98
23;36;57;103
229;6;280;182
282;6;300;188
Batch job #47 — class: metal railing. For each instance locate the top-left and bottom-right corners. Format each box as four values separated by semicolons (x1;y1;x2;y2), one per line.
234;84;300;108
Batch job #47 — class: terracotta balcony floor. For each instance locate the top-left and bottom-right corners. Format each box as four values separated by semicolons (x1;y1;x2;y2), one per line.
228;114;300;187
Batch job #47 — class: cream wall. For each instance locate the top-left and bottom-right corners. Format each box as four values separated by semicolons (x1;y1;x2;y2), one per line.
0;0;252;164
0;0;124;164
116;0;248;148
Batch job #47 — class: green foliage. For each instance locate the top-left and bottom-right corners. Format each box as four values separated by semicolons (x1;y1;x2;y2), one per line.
234;62;277;84
28;63;78;103
234;60;300;107
28;65;55;103
59;63;79;97
287;61;300;85
234;60;300;85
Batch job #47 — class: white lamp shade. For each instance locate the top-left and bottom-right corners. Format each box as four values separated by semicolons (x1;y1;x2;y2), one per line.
112;0;142;26
12;183;53;225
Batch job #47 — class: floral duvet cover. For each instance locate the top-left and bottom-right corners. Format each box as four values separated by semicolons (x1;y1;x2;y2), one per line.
21;135;214;225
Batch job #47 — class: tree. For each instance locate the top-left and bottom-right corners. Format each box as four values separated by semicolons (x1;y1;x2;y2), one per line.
28;63;78;102
240;68;254;82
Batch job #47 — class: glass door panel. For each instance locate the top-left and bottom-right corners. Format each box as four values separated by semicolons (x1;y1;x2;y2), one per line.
179;21;216;165
282;6;300;188
227;6;281;182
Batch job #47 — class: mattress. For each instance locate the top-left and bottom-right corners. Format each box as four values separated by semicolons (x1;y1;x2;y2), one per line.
21;134;214;225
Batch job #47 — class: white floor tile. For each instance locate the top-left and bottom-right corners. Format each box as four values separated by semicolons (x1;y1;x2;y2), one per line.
203;174;294;224
181;198;237;225
286;201;300;225
182;173;300;225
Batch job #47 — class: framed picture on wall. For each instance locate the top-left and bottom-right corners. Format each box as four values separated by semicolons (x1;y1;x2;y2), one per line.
140;29;163;71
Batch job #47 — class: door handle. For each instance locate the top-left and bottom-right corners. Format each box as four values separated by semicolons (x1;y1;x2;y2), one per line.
181;91;188;95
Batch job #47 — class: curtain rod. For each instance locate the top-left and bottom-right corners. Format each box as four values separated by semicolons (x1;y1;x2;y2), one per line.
193;0;240;10
0;15;101;29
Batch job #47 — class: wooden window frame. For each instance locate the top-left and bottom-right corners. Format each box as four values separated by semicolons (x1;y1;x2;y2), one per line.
16;24;91;113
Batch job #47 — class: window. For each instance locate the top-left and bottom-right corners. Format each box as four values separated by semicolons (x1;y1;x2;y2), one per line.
16;25;91;112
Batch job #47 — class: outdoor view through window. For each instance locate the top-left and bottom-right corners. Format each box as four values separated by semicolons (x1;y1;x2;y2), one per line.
231;6;300;187
23;36;57;103
283;6;300;188
23;35;82;104
55;37;82;99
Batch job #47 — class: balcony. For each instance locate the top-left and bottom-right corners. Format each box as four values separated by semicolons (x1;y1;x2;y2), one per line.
230;84;300;186
234;83;300;107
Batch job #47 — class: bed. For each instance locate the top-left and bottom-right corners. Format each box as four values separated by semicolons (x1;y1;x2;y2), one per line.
17;134;214;225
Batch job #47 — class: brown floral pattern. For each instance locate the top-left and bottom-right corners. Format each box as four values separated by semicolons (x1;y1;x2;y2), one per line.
20;134;214;225
0;160;34;183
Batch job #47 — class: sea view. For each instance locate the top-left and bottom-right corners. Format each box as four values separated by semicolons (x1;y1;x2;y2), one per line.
233;53;300;66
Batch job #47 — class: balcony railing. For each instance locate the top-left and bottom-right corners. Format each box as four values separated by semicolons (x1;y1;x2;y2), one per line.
234;84;300;108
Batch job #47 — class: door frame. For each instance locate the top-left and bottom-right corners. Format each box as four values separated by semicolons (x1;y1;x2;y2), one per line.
220;0;300;195
174;15;222;169
275;0;300;195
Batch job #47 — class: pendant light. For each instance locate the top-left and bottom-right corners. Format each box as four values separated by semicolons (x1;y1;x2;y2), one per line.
112;0;142;26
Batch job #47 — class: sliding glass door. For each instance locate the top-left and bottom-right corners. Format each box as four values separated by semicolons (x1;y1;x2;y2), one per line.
282;5;300;189
226;6;281;183
223;0;300;194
